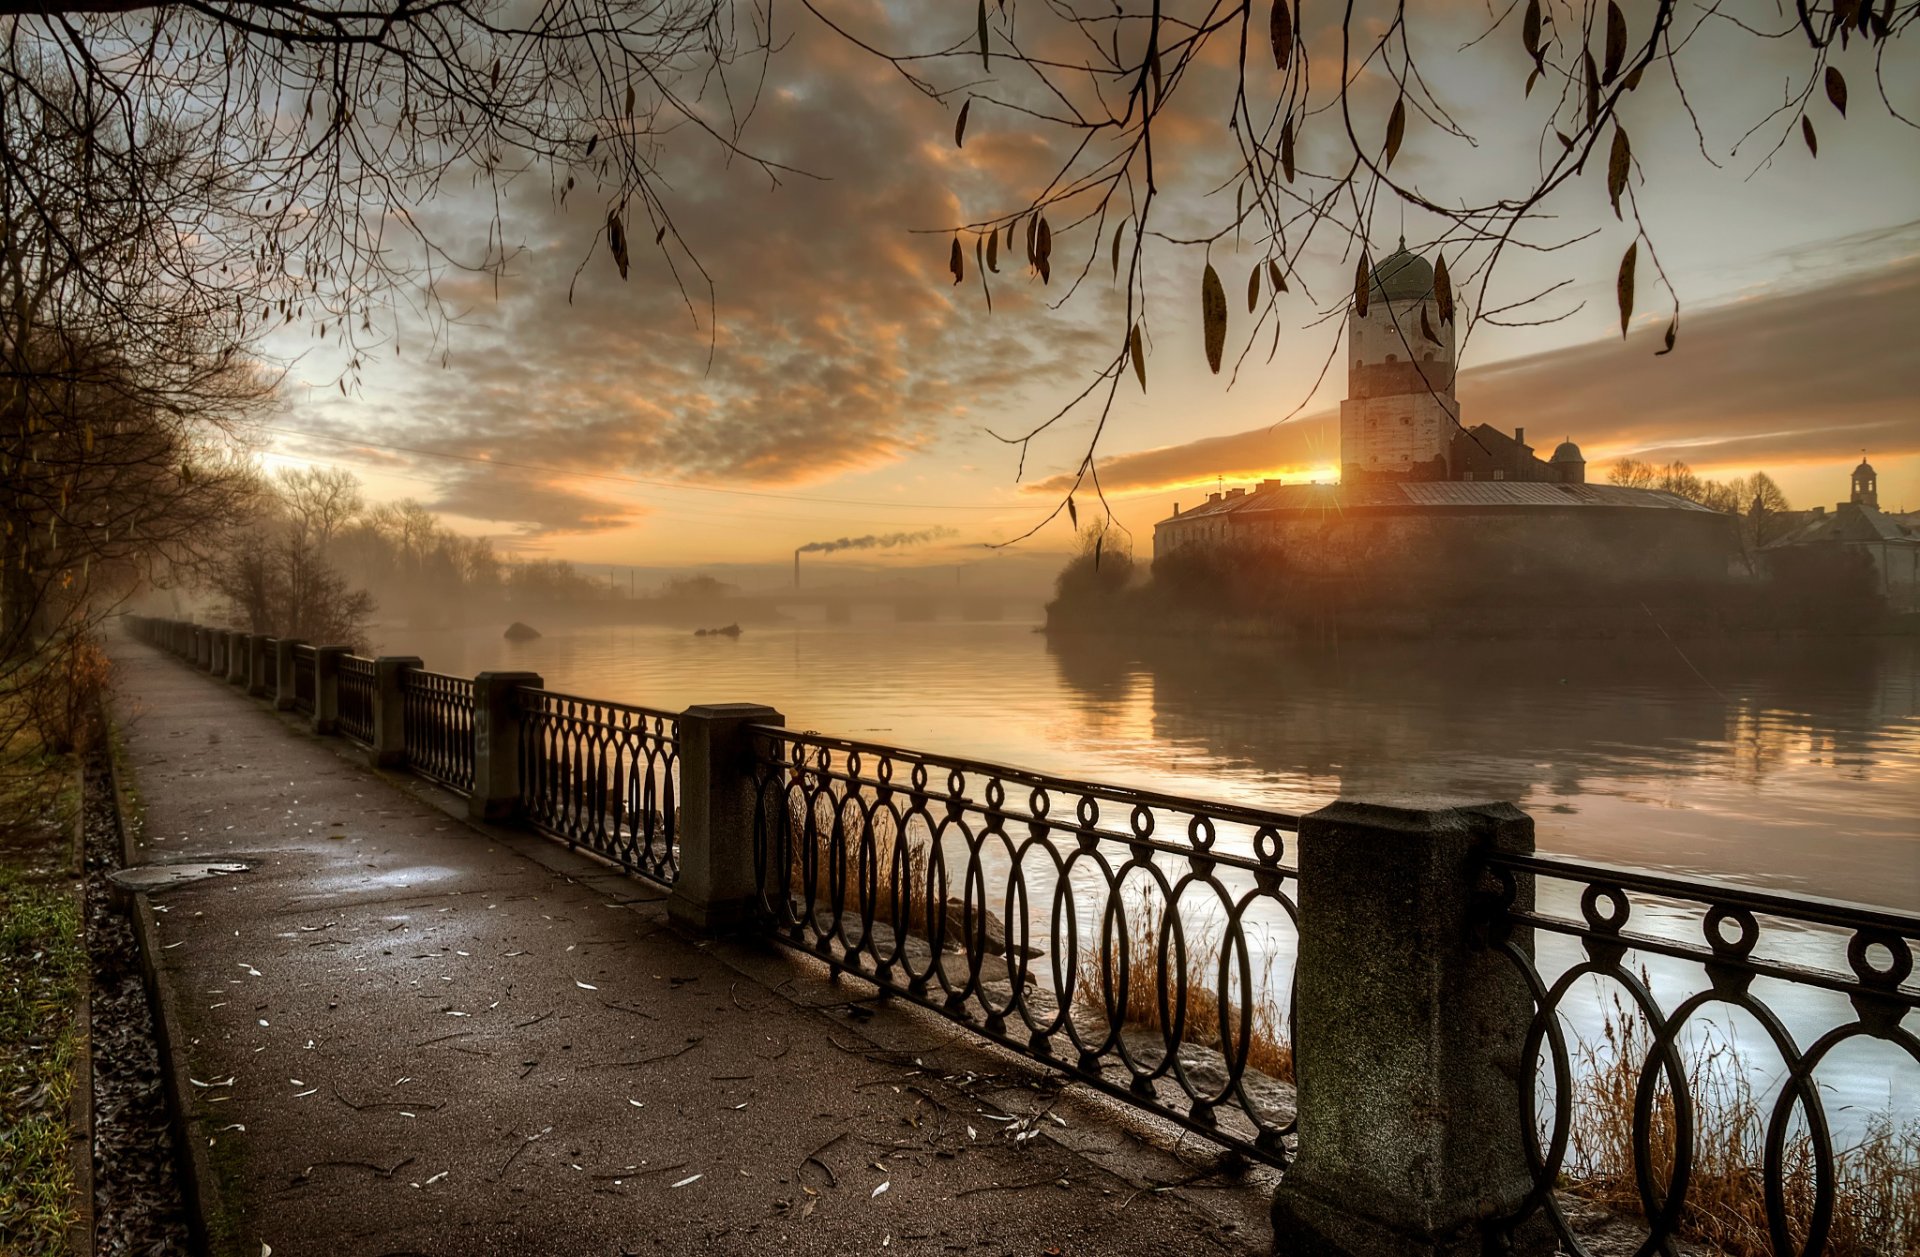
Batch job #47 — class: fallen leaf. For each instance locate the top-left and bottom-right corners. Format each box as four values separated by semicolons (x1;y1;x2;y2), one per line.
575;980;598;991
671;1174;703;1189
873;1181;891;1198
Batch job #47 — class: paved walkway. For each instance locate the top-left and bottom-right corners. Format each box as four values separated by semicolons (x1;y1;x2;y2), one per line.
108;636;1272;1256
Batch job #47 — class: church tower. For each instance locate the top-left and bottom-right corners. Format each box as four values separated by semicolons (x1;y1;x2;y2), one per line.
1339;240;1458;482
1851;457;1878;509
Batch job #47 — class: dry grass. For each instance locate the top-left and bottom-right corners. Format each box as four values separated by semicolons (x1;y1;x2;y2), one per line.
784;798;936;937
1567;995;1920;1257
1074;891;1294;1084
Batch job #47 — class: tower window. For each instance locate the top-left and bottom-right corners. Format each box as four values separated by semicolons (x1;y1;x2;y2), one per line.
1385;353;1398;363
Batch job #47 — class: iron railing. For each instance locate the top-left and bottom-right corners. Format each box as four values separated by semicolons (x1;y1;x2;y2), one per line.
747;726;1302;1167
337;655;376;745
402;669;475;795
291;643;317;714
518;690;680;887
1476;852;1920;1254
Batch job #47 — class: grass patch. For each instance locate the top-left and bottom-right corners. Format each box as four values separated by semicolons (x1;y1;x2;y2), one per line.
1567;996;1920;1256
0;715;85;1255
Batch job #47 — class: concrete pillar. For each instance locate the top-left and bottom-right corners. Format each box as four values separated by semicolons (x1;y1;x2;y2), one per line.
469;671;543;823
226;633;250;686
667;704;784;935
367;657;422;769
312;646;348;734
273;639;305;712
248;637;273;697
1269;801;1548;1257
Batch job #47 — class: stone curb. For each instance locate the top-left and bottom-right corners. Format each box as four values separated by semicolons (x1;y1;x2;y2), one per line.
103;710;226;1257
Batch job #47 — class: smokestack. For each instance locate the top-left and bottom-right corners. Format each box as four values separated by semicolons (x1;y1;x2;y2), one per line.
793;549;801;589
1515;426;1526;447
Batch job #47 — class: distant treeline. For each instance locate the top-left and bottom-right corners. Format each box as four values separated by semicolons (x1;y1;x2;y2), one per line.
197;468;735;646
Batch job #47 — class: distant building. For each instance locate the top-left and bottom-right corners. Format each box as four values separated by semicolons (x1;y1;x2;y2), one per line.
1153;241;1737;585
1765;459;1919;613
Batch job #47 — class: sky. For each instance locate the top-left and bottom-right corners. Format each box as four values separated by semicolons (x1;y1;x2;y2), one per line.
257;1;1920;585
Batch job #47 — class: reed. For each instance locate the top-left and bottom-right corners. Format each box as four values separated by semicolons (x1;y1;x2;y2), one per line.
1073;890;1294;1084
1566;995;1920;1257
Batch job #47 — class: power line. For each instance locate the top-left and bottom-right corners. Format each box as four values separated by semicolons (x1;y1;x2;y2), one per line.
257;424;1015;512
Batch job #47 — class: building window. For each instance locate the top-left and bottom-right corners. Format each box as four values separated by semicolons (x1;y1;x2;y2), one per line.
1493;469;1505;481
1462;471;1474;481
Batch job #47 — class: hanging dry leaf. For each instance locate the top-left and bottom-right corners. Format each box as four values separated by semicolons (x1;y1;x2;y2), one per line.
1036;218;1052;284
1067;496;1078;528
1420;305;1440;345
950;236;964;286
1522;0;1542;61
1268;258;1287;293
1826;66;1847;116
1281;118;1296;182
1583;51;1600;130
1201;263;1228;374
1655;314;1677;356
626;84;635;118
1247;264;1261;313
978;0;989;68
1623;64;1644;92
606;213;629;280
1526;66;1540;97
1616;242;1637;338
1603;1;1627;84
1354;249;1371;319
986;230;999;273
1802;115;1818;157
1271;0;1293;72
1607;127;1631;218
955;99;970;148
1434;253;1453;324
1385;97;1406;167
1129;323;1146;391
1111;221;1124;277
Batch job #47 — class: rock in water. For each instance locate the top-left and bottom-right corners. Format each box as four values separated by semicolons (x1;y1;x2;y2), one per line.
504;621;541;641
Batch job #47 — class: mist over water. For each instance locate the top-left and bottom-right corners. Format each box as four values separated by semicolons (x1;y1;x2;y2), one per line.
384;614;1920;908
383;613;1919;1124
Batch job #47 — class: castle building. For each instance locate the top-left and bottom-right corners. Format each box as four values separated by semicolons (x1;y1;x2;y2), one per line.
1153;241;1738;586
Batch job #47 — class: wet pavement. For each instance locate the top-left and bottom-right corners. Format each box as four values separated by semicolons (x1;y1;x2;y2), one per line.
107;637;1272;1256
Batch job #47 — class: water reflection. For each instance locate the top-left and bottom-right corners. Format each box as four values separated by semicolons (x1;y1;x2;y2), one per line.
379;618;1918;909
1049;634;1920;909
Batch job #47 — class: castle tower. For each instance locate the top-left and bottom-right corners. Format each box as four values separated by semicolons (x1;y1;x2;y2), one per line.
1339;240;1458;482
1851;457;1878;509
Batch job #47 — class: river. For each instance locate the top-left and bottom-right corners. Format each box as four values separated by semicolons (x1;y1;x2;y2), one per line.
377;614;1920;1132
382;614;1920;911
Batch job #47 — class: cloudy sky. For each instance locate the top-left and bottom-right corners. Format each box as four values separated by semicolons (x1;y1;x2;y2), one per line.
261;1;1920;580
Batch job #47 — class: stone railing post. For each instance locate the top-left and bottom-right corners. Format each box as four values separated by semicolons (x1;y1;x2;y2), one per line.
248;637;273;697
1269;800;1547;1257
667;704;784;935
469;671;543;823
227;633;250;686
312;646;348;734
194;625;210;670
214;630;229;677
274;639;306;712
367;657;422;769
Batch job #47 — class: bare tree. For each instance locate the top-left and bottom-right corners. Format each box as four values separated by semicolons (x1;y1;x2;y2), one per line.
810;1;1913;534
277;467;365;555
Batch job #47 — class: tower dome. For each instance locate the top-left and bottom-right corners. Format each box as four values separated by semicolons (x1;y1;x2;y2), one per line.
1368;239;1434;302
1551;440;1584;464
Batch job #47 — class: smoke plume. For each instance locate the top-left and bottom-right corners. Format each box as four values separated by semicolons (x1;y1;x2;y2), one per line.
795;528;956;555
